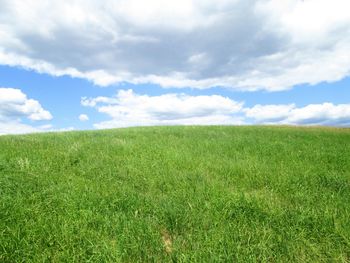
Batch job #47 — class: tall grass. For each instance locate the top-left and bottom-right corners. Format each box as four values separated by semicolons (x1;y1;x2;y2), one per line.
0;126;349;262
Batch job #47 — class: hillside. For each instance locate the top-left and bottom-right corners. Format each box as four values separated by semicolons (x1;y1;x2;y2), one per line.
1;126;350;262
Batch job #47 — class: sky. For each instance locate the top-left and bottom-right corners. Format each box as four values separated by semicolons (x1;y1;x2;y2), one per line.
0;0;350;134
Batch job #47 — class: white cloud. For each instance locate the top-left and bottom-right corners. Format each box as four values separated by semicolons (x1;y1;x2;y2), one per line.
79;114;89;121
0;122;41;135
1;0;350;90
245;103;350;126
245;104;295;122
0;88;52;121
0;87;53;135
82;89;244;128
82;89;350;128
54;126;76;132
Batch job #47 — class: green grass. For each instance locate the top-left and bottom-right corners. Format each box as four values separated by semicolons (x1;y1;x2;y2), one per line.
0;126;350;262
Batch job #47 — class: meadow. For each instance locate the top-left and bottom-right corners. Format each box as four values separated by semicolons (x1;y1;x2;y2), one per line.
0;126;349;262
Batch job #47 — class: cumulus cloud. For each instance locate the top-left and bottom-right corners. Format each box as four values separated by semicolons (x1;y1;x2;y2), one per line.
0;122;41;135
244;104;296;122
0;88;52;121
82;89;244;128
82;89;350;128
1;0;350;90
0;87;52;135
245;103;350;126
79;114;89;121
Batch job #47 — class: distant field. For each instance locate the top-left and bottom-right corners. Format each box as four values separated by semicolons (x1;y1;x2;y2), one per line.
0;126;349;262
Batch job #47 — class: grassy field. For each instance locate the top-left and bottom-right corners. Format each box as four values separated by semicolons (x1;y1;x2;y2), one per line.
0;126;349;262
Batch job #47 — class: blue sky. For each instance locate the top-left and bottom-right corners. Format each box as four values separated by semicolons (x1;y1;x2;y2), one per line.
0;0;350;134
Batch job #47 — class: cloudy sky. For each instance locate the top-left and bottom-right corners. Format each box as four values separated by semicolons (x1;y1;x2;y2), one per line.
0;0;350;134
